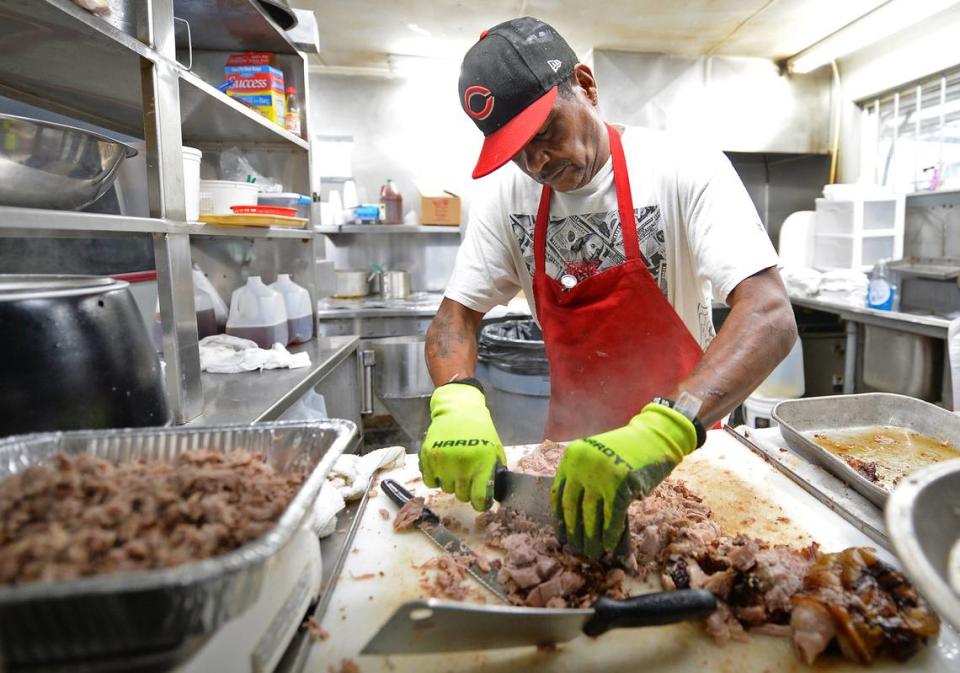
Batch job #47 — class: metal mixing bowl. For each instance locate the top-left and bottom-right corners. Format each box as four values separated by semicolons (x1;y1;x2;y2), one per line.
0;113;138;210
886;459;960;632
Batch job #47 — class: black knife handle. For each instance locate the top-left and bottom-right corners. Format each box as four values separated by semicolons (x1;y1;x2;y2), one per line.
582;589;717;637
492;465;508;502
380;478;440;525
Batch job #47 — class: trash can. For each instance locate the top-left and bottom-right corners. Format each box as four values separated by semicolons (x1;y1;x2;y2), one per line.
477;319;550;445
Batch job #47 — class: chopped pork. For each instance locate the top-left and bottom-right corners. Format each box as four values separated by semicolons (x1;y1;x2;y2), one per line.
392;497;425;531
467;440;939;666
0;450;305;584
790;547;939;664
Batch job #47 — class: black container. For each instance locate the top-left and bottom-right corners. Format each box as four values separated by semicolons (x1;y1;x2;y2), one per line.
0;275;169;436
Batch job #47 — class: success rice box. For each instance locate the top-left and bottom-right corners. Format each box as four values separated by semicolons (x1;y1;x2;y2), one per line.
225;52;286;124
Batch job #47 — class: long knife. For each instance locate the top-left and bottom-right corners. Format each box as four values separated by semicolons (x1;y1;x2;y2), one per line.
380;478;511;604
362;591;718;654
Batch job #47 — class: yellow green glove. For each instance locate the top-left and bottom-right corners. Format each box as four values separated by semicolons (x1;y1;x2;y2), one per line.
419;383;506;511
551;403;698;559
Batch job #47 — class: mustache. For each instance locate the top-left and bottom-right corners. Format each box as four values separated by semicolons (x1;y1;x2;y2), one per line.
536;161;570;183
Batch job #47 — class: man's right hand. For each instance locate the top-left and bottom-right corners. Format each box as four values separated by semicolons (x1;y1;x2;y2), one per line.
419;382;506;512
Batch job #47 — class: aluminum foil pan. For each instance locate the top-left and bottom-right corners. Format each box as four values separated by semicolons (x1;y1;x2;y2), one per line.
0;420;357;667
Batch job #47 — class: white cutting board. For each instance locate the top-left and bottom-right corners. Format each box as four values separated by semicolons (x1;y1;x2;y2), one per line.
304;431;960;672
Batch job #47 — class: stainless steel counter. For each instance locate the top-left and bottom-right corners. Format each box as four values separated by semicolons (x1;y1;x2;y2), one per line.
185;336;360;426
790;294;952;338
316;293;446;320
316;293;532;338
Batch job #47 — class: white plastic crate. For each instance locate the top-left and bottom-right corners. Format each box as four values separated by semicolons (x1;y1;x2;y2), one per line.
813;196;904;271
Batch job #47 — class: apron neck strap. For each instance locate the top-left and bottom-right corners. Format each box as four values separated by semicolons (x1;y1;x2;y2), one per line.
606;123;641;260
534;123;642;278
534;184;553;277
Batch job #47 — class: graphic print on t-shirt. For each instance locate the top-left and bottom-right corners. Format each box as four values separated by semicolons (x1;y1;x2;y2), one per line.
509;205;667;294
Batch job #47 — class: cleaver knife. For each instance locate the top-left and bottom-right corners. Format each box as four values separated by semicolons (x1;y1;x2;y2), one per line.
493;466;554;526
361;591;718;655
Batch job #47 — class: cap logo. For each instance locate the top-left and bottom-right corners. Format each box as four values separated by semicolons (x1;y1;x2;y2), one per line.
463;85;495;121
547;59;562;72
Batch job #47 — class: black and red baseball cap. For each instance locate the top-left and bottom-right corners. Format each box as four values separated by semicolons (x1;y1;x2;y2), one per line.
459;17;577;179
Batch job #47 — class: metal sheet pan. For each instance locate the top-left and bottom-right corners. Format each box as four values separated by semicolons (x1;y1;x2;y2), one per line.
0;420;357;667
772;393;960;507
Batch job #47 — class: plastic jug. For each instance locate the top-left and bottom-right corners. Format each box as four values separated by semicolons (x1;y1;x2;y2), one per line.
270;273;313;344
192;266;228;330
226;276;288;348
153;281;216;351
379;178;403;224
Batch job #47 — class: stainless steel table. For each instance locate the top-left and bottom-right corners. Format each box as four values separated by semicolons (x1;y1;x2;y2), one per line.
185;335;360;426
790;294;952;397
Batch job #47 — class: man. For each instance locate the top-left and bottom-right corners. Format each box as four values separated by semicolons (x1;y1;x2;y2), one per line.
420;17;797;560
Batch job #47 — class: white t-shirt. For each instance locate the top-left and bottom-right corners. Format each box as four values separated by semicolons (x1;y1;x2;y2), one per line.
444;125;779;347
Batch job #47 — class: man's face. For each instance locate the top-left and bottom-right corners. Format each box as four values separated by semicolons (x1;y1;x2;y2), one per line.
511;70;603;192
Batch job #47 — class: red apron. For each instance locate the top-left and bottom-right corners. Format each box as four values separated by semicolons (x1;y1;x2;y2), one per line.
534;123;704;441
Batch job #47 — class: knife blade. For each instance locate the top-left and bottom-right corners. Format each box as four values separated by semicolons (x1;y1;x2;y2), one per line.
493;466;554;526
380;478;510;604
361;590;718;654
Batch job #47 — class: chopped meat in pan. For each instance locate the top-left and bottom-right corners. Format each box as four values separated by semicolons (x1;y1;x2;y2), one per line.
0;450;305;584
846;458;880;482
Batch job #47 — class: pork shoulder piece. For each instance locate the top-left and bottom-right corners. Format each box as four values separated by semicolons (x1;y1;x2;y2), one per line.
790;547;940;665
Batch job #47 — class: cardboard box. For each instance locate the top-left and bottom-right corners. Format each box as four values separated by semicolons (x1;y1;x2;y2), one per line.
225;52;286;124
418;186;461;226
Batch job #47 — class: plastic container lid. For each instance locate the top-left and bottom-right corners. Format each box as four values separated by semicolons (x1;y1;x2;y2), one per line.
286;86;297;94
182;146;202;161
258;192;311;205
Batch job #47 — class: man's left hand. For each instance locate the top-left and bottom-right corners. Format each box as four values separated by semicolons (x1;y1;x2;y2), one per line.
550;403;698;559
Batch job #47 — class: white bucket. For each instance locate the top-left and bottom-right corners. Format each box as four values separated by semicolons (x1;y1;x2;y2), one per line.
182;147;202;222
743;394;781;429
755;337;805;399
199;179;259;215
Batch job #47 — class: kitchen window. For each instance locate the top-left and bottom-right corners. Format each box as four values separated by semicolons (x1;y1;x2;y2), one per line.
859;66;960;193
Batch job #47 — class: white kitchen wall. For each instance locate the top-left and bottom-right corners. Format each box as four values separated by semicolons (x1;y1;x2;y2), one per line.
309;70;488;220
593;50;833;154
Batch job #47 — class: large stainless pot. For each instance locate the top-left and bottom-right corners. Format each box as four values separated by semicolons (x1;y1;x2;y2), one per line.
0;113;138;210
335;269;372;298
0;275;169;436
381;270;411;299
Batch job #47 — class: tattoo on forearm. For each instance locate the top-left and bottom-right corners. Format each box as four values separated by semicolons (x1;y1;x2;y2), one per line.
427;313;468;359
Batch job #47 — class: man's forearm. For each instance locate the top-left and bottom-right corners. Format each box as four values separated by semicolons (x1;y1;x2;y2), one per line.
425;298;485;386
671;267;797;427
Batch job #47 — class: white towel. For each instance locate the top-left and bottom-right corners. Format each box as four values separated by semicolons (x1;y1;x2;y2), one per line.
314;446;407;538
198;334;311;373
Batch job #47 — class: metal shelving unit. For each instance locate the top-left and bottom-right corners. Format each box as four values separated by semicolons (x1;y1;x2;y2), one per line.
316;224;461;234
0;0;317;424
0;208;315;240
179;71;310;150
